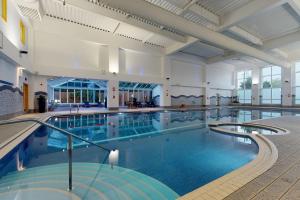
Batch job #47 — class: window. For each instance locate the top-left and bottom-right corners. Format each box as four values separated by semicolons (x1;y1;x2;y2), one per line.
61;89;67;103
20;20;26;45
237;70;252;104
261;66;281;104
68;89;74;103
295;62;300;104
54;88;60;102
50;79;106;104
1;0;7;22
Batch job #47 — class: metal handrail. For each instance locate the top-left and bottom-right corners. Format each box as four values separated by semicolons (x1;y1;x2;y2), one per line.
0;118;111;152
0;118;111;191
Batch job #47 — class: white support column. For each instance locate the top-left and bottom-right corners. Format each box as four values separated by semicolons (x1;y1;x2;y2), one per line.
160;56;171;107
159;82;171;107
107;80;119;109
282;66;293;106
108;45;120;74
203;67;210;106
252;68;260;105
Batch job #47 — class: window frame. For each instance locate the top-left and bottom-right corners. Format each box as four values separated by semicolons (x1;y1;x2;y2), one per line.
236;70;252;104
261;66;282;105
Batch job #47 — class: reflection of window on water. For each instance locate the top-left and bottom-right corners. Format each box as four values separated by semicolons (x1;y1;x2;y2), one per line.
261;66;282;104
236;137;252;144
237;110;252;122
261;111;281;119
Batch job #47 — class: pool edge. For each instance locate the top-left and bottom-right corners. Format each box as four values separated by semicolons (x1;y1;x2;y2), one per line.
179;123;278;200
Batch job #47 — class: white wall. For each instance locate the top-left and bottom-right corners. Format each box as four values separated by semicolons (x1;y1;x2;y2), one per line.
0;0;29;51
170;57;204;97
0;56;18;86
206;62;235;97
34;31;100;72
120;49;162;77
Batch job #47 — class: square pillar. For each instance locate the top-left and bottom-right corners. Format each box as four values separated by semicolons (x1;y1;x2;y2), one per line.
107;80;119;109
282;66;292;106
160;56;171;107
252;68;260;106
203;86;210;106
159;81;171;107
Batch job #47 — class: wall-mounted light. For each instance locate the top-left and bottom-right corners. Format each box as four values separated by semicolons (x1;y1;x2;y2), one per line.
18;67;26;70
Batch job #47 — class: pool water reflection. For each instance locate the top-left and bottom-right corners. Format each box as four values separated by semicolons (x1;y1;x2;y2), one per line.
1;107;298;196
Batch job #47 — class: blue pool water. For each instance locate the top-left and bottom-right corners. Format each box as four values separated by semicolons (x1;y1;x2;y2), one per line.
1;107;298;197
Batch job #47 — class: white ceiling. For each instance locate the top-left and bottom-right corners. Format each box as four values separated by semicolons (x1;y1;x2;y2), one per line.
239;5;300;41
16;0;300;66
197;0;252;16
181;42;225;58
40;0;178;48
224;56;268;68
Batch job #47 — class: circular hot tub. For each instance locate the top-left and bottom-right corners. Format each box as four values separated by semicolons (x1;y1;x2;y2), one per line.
209;123;288;136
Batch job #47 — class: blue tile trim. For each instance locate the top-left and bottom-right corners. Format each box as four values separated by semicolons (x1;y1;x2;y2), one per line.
0;80;13;86
171;95;204;99
0;85;23;95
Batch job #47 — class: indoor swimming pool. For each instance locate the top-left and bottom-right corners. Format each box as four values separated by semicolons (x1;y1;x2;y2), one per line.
0;107;298;199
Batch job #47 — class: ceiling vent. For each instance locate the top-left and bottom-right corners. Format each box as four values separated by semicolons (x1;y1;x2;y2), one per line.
16;0;44;21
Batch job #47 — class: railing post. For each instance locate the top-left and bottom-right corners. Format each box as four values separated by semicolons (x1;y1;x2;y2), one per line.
67;134;73;191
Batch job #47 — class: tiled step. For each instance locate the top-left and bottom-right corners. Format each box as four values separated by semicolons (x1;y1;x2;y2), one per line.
0;163;179;200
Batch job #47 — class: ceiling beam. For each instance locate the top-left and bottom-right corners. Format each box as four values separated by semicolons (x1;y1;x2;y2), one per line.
219;0;288;31
33;16;164;55
165;36;198;55
104;0;288;66
64;0;187;43
187;3;220;25
228;26;263;45
142;33;155;43
206;52;242;64
262;29;300;50
177;0;198;16
165;1;263;54
288;0;300;17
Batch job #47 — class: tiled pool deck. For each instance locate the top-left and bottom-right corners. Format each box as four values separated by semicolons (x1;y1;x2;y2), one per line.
1;108;300;199
225;116;300;200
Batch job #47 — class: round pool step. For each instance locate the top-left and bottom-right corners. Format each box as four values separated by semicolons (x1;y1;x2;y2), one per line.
0;163;179;200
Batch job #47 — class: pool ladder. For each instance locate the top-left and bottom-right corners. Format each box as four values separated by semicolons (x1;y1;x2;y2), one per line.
0;118;111;191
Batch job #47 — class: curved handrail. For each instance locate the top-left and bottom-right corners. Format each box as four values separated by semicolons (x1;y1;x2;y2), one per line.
0;118;111;152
